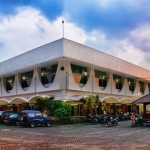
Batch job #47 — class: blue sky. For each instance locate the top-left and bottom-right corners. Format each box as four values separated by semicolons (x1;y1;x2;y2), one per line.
0;0;150;70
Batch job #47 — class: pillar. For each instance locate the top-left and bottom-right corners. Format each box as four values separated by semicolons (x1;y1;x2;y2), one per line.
121;104;126;113
2;105;7;111
17;104;22;113
25;102;29;109
143;103;146;118
99;102;102;115
113;103;116;115
106;103;110;115
13;104;15;112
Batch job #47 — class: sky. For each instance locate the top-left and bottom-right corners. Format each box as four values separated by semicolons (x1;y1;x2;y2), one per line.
0;0;150;70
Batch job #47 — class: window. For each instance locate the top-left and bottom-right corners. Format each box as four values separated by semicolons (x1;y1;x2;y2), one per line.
139;81;144;94
148;84;150;93
94;70;107;88
35;113;42;117
71;64;88;85
6;76;15;91
127;78;134;92
113;75;122;90
41;64;58;85
21;71;33;88
28;113;35;117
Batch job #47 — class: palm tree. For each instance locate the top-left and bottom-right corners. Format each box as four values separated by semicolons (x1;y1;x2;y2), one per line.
34;96;55;114
86;98;92;115
34;98;47;112
94;94;100;115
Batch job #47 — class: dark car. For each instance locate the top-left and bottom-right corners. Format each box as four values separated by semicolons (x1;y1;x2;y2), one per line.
4;113;20;126
18;110;51;128
0;111;4;123
0;111;17;124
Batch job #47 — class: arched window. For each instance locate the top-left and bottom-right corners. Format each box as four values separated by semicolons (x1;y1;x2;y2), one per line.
113;75;122;91
6;76;15;91
71;64;88;87
127;78;134;93
41;64;58;86
94;70;107;89
21;71;33;89
148;84;150;93
139;81;144;94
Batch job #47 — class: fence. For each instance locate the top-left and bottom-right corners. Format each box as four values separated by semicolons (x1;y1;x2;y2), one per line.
51;116;86;125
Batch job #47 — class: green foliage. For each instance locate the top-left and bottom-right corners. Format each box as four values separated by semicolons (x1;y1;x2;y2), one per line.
54;108;68;117
34;98;47;111
86;98;92;115
94;94;100;115
34;97;71;117
95;94;100;105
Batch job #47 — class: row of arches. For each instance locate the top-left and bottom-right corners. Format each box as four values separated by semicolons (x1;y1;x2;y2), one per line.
0;95;135;115
0;95;133;105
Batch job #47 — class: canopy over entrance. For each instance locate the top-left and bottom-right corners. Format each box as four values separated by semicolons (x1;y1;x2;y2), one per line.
133;94;150;104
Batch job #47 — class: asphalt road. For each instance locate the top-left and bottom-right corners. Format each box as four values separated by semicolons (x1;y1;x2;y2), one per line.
0;120;150;150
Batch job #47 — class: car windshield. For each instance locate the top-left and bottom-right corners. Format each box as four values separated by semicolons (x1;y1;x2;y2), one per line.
0;111;4;115
10;114;19;118
36;112;42;117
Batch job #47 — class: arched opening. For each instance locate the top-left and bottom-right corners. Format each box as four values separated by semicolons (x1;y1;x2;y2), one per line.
103;97;119;115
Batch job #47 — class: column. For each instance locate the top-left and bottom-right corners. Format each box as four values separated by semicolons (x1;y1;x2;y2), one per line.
17;104;22;113
2;105;7;111
121;104;126;113
113;103;116;115
143;103;146;118
106;103;110;115
99;102;102;115
25;102;29;109
13;104;15;112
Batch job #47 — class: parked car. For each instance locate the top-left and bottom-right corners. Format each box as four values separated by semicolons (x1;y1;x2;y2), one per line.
18;110;51;128
0;111;17;124
4;113;20;126
0;111;5;123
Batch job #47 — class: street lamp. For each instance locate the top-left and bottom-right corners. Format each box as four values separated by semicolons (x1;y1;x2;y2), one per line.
66;72;69;96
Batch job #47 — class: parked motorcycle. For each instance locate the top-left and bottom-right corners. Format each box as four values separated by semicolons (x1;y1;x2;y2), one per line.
101;115;118;127
85;114;105;124
131;114;143;127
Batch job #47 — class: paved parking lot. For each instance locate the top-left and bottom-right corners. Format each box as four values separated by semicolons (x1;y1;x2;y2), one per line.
0;121;150;150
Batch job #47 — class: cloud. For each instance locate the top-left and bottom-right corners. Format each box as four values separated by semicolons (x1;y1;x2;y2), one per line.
0;7;90;62
0;0;150;70
64;0;150;39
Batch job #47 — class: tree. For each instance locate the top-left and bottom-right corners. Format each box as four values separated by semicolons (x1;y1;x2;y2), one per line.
54;104;71;117
34;98;47;112
86;98;92;115
94;94;100;115
34;96;72;117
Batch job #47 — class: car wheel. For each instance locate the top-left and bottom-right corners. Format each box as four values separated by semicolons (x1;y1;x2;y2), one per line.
30;122;35;128
46;121;51;127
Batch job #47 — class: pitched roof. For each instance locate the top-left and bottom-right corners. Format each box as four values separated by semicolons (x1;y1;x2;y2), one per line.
133;94;150;104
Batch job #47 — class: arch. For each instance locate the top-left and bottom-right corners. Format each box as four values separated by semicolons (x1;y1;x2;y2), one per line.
0;99;8;105
79;95;101;103
27;95;49;103
9;97;27;104
102;96;119;103
120;98;133;104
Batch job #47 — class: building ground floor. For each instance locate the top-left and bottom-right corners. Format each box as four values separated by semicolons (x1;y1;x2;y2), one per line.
0;100;142;117
0;91;149;117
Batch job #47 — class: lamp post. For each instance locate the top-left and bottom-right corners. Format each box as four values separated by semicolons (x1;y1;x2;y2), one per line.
66;72;69;96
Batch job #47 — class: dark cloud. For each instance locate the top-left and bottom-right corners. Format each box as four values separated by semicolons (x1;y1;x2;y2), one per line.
0;0;64;21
